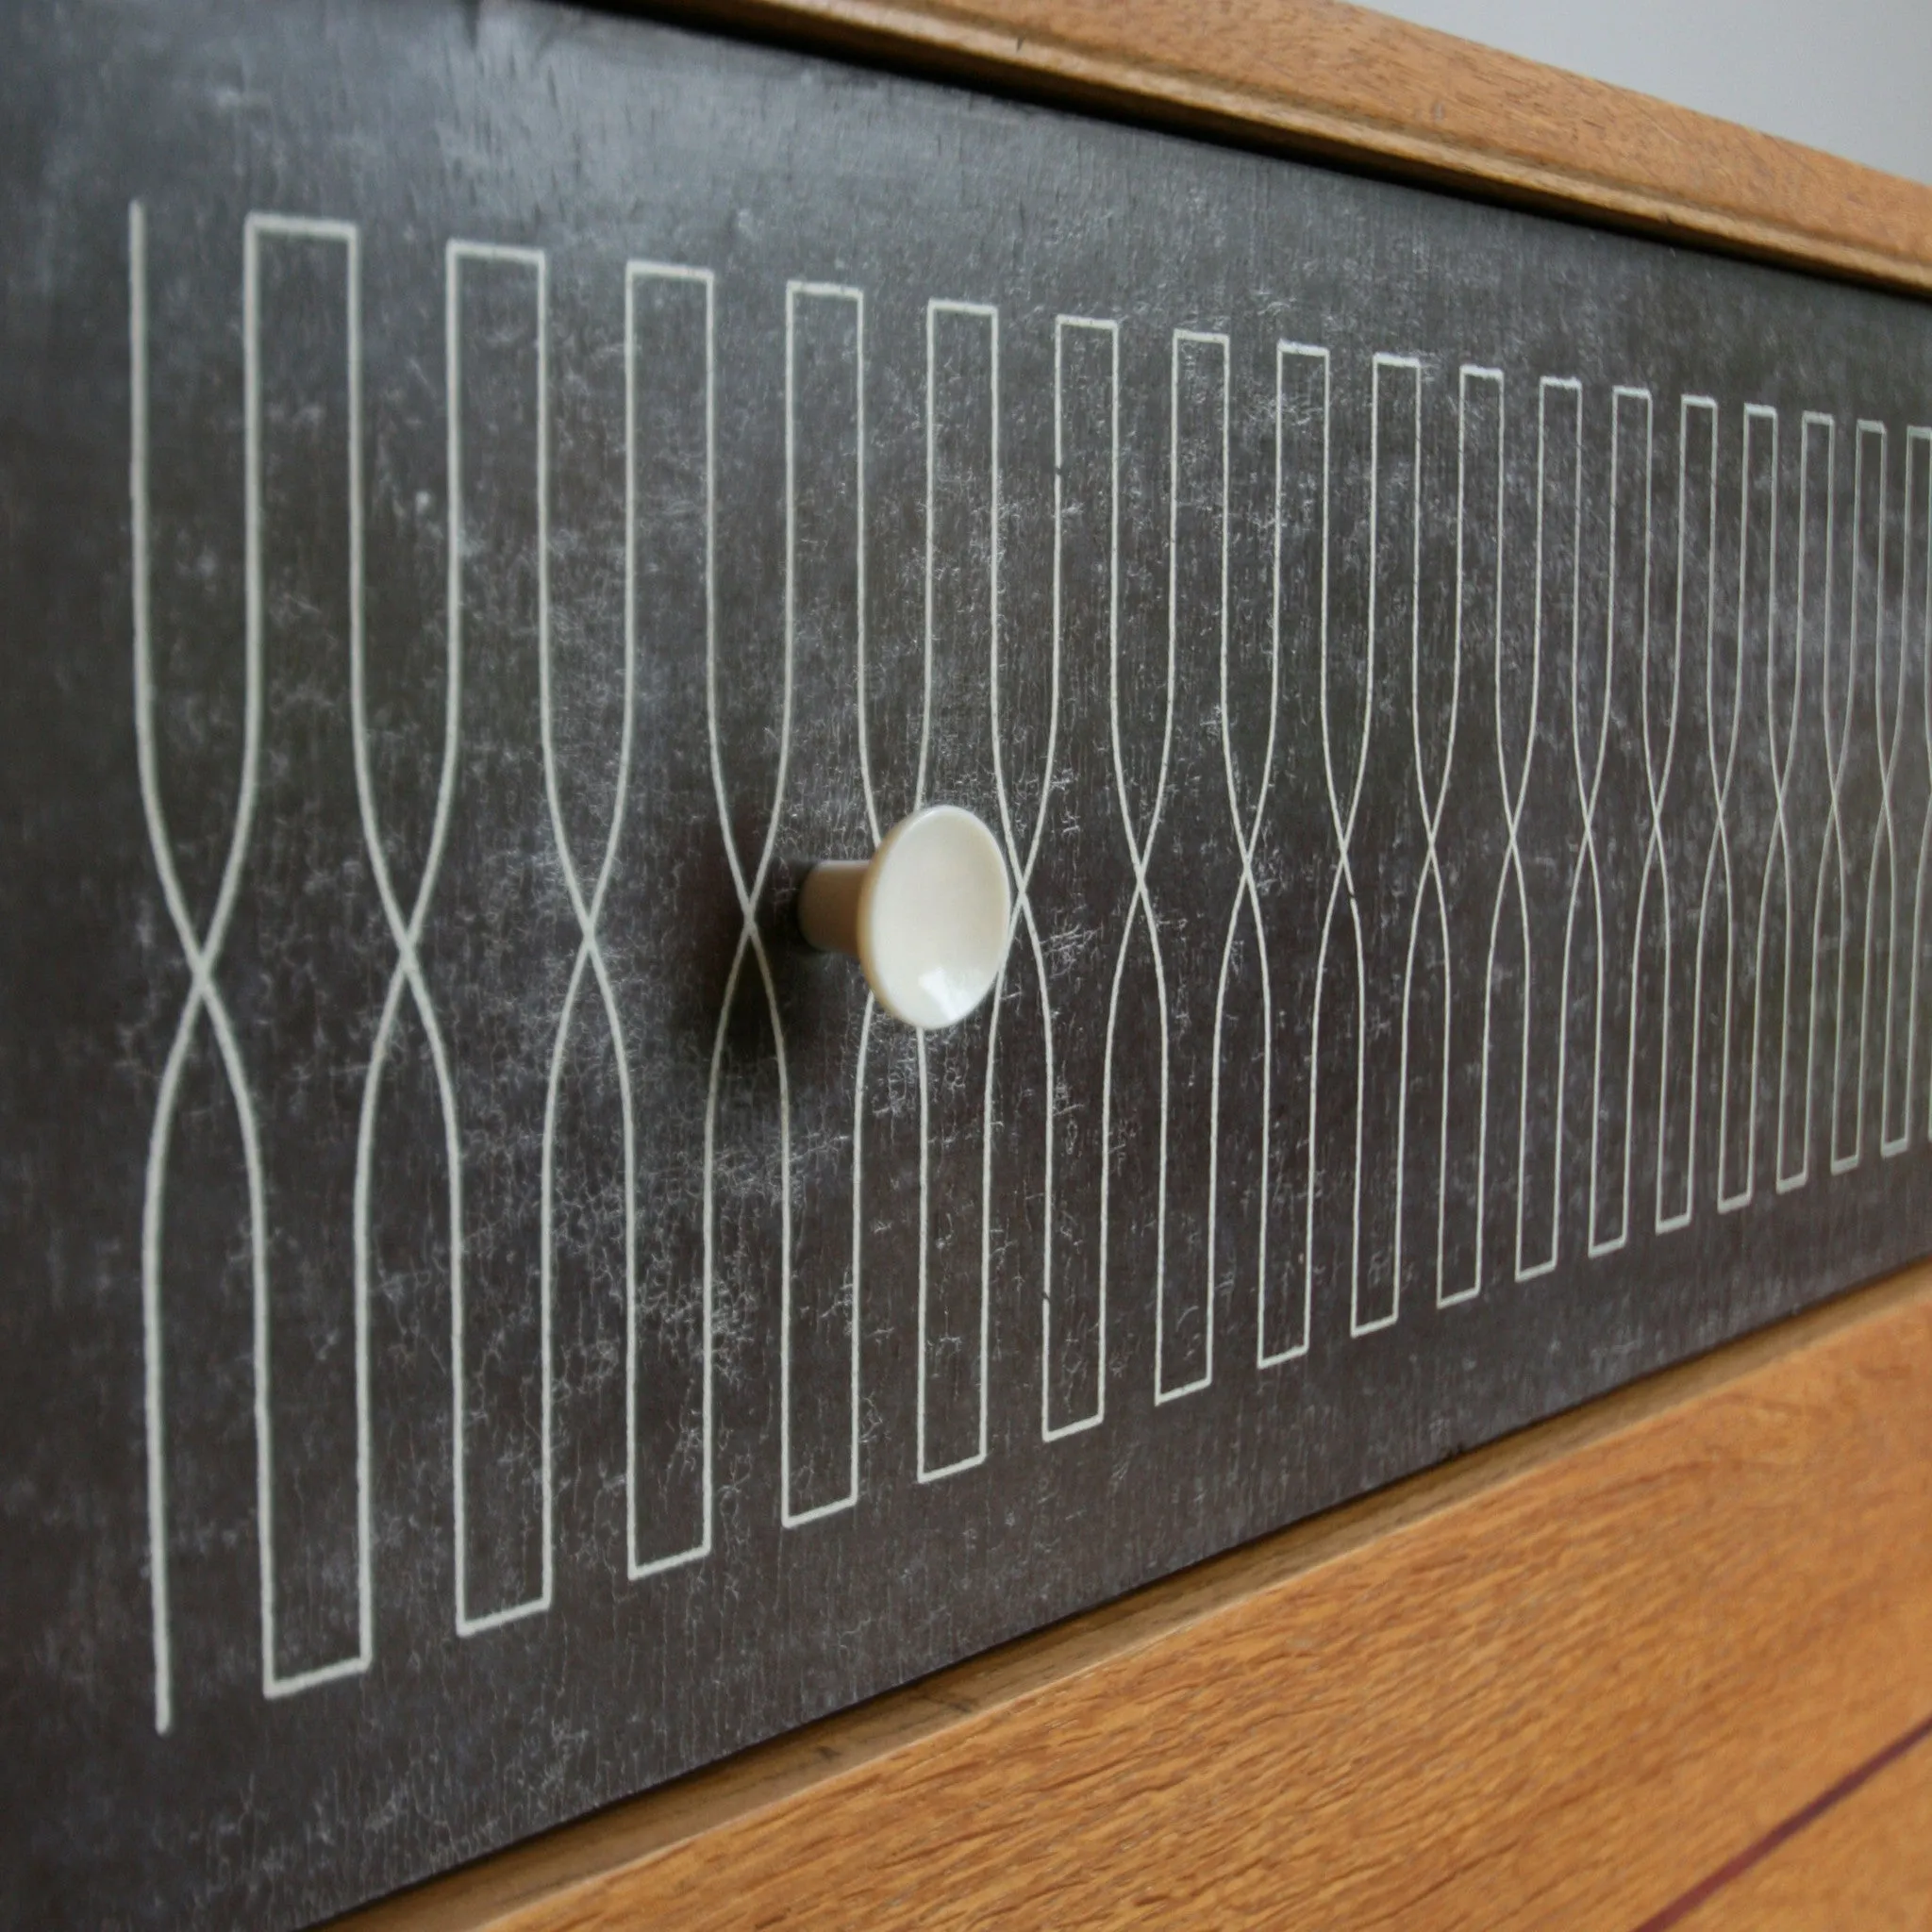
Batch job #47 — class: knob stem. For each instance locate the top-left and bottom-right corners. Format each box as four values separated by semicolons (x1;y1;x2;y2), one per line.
796;858;867;958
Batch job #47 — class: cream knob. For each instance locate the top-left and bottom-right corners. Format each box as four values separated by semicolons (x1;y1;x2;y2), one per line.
796;805;1012;1029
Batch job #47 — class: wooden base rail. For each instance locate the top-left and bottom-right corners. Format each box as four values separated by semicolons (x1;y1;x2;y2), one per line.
341;1260;1932;1929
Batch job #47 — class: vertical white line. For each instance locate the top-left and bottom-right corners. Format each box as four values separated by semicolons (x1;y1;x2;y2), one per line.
1517;375;1580;1282
242;215;275;1696
1591;384;1652;1258
1442;365;1502;1307
135;204;272;1725
129;198;173;1737
918;302;934;1478
1724;403;1762;1210
1473;367;1521;1302
1259;343;1326;1368
974;302;1004;1479
1853;421;1893;1163
1364;352;1421;1336
1662;394;1719;1231
1153;330;1224;1405
624;264;639;1574
443;241;550;1631
921;300;999;1482
1047;314;1118;1442
1907;426;1932;1145
1788;411;1837;1191
620;263;715;1577
1824;422;1881;1173
250;215;377;1696
445;243;468;1631
780;280;865;1524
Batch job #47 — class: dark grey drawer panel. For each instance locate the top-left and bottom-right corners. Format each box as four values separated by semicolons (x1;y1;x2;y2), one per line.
6;2;1932;1924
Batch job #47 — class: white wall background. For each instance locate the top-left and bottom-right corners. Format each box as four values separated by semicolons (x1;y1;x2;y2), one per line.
1366;0;1932;186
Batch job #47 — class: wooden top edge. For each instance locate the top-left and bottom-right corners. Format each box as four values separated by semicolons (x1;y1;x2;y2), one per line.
662;0;1932;295
337;1261;1932;1932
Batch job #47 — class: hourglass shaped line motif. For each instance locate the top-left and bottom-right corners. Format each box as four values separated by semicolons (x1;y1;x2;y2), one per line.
774;278;865;1525
1366;350;1427;1333
1654;397;1715;1228
1473;372;1539;1298
918;296;1001;1484
1037;313;1116;1442
1870;421;1916;1151
1666;396;1724;1227
1512;375;1582;1281
1390;360;1473;1311
1692;404;1769;1221
432;241;553;1634
1905;430;1932;1144
982;314;1061;1434
1775;415;1835;1190
1856;424;1910;1159
1425;365;1500;1308
625;260;717;1568
136;205;388;1733
1723;404;1784;1213
1584;385;1652;1258
1807;418;1871;1179
1142;327;1221;1404
703;342;793;1513
1615;388;1676;1249
1307;353;1407;1340
1257;343;1327;1364
133;203;267;1736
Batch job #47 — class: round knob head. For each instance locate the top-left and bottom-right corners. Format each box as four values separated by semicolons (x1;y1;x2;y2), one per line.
858;806;1011;1029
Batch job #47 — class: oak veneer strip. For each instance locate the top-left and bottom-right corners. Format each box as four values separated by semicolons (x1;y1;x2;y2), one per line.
1679;1717;1932;1929
668;0;1932;293
342;1260;1932;1931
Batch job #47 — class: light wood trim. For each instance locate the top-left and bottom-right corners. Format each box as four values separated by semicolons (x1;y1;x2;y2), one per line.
673;0;1932;293
1682;1724;1932;1928
342;1260;1932;1929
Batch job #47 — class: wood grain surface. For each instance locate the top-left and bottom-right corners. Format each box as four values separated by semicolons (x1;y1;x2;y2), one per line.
341;1260;1932;1930
668;0;1932;292
1681;1725;1932;1929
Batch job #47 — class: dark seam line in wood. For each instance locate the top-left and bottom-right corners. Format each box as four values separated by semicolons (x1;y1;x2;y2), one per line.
1631;1707;1932;1930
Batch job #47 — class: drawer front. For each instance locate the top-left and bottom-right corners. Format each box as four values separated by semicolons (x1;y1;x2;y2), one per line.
6;2;1932;1924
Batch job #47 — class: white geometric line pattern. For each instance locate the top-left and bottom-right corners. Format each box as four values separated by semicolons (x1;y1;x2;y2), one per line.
134;202;269;1734
1392;355;1458;1313
248;213;377;1698
625;260;716;1573
986;338;1058;1436
1871;424;1913;1159
1146;328;1222;1404
919;296;1000;1483
1907;429;1932;1145
780;278;866;1525
1212;341;1289;1360
1680;395;1737;1221
1261;341;1328;1366
1473;366;1527;1302
1584;385;1652;1259
1726;404;1781;1211
1042;312;1116;1442
1843;421;1890;1172
1788;411;1840;1191
129;208;1932;1723
1517;375;1583;1283
1641;394;1703;1238
443;240;552;1634
1434;364;1501;1306
1307;351;1397;1339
